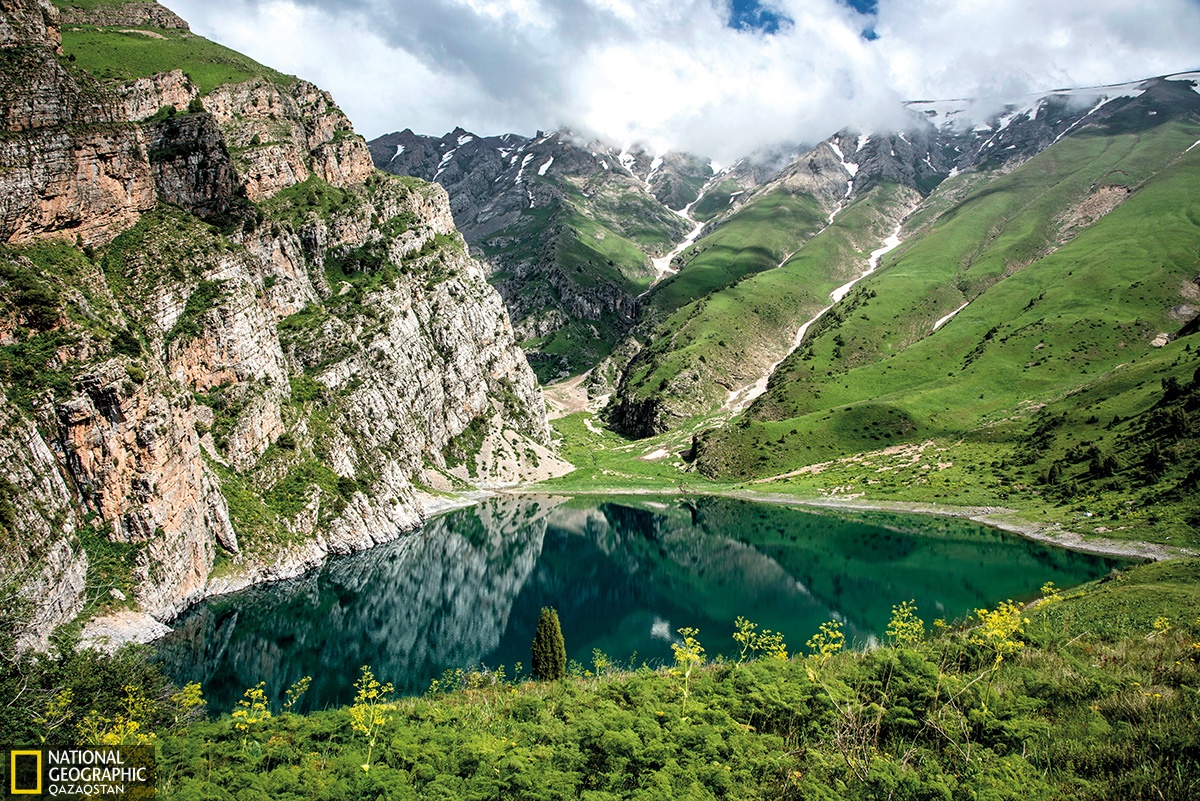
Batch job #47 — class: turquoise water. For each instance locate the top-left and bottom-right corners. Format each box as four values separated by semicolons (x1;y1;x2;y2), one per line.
156;495;1127;712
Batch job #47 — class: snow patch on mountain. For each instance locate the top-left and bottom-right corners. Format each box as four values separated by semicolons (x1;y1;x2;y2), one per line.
647;154;664;184
434;148;457;180
538;156;554;176
933;301;970;332
827;141;859;177
909;76;1152;133
515;153;534;181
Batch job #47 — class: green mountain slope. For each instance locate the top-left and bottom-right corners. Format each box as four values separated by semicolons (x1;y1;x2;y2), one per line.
694;113;1200;542
55;0;293;92
608;185;918;435
483;170;689;381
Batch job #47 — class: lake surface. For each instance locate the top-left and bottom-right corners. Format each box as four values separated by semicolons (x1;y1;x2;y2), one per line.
156;495;1127;713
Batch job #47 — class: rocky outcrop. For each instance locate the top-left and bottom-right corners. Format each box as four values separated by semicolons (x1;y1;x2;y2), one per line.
0;124;158;245
0;28;157;246
0;386;86;650
57;358;238;619
201;79;374;201
57;0;188;30
145;112;242;219
0;0;559;649
115;69;196;122
0;0;59;50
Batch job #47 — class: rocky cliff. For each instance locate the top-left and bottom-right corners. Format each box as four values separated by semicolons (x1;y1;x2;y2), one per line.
0;0;562;650
370;127;708;381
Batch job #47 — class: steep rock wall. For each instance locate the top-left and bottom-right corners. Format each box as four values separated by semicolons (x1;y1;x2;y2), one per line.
0;0;559;650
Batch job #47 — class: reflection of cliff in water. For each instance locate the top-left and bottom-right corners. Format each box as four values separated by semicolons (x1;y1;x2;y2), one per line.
157;495;1126;712
157;497;561;711
493;498;846;669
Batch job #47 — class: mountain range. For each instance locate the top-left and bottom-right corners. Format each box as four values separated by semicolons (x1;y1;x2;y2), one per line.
373;69;1200;552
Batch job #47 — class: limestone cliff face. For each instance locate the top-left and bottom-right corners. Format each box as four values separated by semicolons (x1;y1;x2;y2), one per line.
0;0;560;649
0;385;86;644
116;69;194;122
201;79;374;201
0;2;157;247
0;0;59;50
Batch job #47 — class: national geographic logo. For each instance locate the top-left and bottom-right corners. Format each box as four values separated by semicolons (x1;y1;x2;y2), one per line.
6;747;154;800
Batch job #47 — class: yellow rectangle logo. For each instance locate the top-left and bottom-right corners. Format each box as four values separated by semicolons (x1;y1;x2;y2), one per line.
10;749;42;794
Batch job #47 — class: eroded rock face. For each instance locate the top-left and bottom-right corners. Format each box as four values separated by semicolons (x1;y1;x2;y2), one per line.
115;69;196;122
57;0;188;30
0;125;158;245
0;0;557;648
145;112;242;219
0;387;86;651
57;359;237;620
0;33;157;246
0;0;59;50
201;79;374;201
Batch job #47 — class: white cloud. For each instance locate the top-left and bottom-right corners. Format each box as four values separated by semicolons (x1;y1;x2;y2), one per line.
874;0;1200;101
161;0;1200;160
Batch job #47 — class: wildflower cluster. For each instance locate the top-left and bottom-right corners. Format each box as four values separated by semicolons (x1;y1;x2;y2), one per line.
231;681;272;734
733;616;788;661
885;600;925;647
806;620;846;660
349;665;394;773
971;601;1027;664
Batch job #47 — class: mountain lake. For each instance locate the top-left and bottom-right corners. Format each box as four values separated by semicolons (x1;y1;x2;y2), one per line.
155;495;1129;713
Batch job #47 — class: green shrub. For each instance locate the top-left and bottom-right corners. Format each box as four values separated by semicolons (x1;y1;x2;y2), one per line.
532;607;567;680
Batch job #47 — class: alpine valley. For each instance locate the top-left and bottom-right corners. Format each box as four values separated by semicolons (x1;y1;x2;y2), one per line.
2;0;1200;798
373;69;1200;549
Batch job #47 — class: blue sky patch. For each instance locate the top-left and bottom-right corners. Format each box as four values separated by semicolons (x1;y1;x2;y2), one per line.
727;0;790;34
843;0;878;14
726;1;878;38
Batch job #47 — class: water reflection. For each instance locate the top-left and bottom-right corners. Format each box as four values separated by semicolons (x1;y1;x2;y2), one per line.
157;496;1125;712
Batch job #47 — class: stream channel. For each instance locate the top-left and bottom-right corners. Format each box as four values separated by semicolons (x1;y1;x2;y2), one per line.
156;495;1127;713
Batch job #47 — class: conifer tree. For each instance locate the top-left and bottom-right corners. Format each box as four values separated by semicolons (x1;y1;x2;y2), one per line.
531;607;566;680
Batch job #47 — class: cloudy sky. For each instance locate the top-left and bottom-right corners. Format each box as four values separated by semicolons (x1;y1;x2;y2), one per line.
163;0;1200;161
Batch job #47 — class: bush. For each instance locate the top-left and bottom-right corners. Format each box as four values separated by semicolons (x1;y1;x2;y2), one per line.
532;607;567;680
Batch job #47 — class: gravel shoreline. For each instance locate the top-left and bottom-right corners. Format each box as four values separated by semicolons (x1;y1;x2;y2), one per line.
500;485;1196;563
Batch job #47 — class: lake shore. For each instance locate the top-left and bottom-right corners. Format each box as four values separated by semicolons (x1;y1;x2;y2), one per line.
497;485;1197;563
80;483;1192;654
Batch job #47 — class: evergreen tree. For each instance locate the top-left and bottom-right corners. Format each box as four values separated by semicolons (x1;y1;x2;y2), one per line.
531;607;566;680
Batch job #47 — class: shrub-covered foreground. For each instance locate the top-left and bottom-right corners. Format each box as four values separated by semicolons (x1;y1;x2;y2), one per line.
4;560;1199;800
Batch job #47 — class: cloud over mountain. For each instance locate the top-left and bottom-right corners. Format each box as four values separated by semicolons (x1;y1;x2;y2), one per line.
165;0;1200;161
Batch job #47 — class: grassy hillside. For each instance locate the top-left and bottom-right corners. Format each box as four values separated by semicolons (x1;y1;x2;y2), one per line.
56;6;294;94
607;185;915;433
645;188;827;316
693;116;1200;543
4;558;1197;800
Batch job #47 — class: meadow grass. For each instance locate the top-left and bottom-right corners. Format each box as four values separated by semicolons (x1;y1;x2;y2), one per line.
59;25;294;94
688;119;1200;546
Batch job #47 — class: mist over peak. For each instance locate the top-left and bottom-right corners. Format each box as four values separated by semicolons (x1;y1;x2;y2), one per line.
167;0;1200;163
